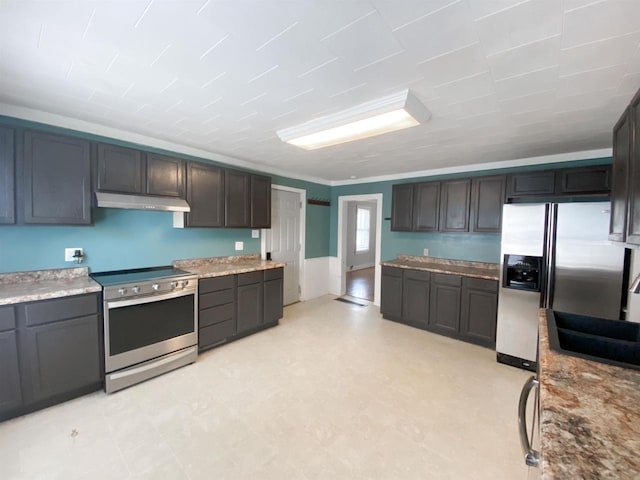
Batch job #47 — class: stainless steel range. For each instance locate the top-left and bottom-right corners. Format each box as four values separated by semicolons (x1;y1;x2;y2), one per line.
91;266;198;393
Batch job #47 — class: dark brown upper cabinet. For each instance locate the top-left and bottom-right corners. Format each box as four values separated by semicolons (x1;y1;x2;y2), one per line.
507;170;555;198
184;162;224;227
440;179;471;232
391;183;413;231
0;127;15;225
250;174;271;229
97;143;144;194
559;165;610;195
626;91;640;245
609;108;631;242
225;169;251;228
471;175;505;233
412;182;440;232
146;153;184;197
23;131;92;225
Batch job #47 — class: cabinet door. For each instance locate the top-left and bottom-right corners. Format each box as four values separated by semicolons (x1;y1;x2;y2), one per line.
237;281;264;333
626;92;640;245
0;127;15;224
146;153;184;197
22;315;101;404
610;109;631;242
440;179;471;232
97;143;143;194
380;266;403;320
460;278;498;348
24;131;91;225
428;274;461;337
225;169;250;227
558;166;611;195
412;182;440;232
507;171;555;198
471;175;505;233
402;270;430;326
0;330;22;417
251;174;272;228
264;278;283;324
185;162;224;227
391;183;413;231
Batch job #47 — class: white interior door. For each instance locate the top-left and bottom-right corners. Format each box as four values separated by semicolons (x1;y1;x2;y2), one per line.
267;189;301;305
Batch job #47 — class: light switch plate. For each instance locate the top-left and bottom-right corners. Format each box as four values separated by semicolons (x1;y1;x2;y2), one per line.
252;230;259;238
423;248;429;256
235;241;244;251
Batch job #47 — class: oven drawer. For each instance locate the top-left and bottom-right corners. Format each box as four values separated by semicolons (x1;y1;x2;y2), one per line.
200;275;235;294
200;289;234;309
199;319;235;348
199;303;234;328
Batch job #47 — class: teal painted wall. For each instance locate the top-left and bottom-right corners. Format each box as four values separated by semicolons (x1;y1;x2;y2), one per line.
0;116;331;273
331;157;612;264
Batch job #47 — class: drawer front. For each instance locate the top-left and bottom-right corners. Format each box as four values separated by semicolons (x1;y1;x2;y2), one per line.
200;289;234;309
0;305;16;331
463;277;498;293
264;267;284;281
403;269;430;282
237;271;263;286
25;294;98;327
199;275;235;294
382;266;403;278
432;273;462;287
199;319;235;348
199;303;234;328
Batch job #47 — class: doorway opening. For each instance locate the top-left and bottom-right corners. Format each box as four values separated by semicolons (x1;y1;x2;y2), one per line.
262;185;306;306
337;194;383;306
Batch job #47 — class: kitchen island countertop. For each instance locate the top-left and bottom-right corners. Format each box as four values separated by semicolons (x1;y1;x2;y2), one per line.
539;309;640;479
381;255;499;281
0;267;101;306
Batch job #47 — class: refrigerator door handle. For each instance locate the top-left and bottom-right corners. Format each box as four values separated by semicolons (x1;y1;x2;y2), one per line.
518;375;540;468
545;204;558;309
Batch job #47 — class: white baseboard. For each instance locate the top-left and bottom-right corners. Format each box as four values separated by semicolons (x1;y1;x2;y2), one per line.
301;257;331;301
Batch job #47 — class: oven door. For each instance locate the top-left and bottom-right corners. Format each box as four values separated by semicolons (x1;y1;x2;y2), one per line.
104;289;197;373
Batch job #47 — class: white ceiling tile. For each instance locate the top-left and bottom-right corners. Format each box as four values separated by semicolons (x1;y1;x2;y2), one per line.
372;0;457;30
618;72;640;97
466;0;537;20
487;34;561;80
562;0;640;48
493;66;559;100
499;90;557;114
416;43;488;87
559;32;640;76
557;64;627;97
474;0;562;56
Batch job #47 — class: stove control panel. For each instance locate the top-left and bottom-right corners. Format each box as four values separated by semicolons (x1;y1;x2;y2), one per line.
104;275;198;300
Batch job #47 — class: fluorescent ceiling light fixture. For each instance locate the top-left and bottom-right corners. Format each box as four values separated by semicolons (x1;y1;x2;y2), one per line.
276;89;430;150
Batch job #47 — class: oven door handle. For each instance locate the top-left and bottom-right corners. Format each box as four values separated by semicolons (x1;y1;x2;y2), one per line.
107;289;195;309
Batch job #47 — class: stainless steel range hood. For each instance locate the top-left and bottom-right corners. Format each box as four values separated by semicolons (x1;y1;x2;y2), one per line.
96;192;190;212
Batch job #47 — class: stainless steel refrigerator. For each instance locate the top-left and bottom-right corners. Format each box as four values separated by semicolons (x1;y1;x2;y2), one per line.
496;202;627;370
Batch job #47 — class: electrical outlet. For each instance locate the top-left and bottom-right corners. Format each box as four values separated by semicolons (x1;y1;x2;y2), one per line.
252;230;260;238
423;248;429;256
65;248;83;262
235;241;244;251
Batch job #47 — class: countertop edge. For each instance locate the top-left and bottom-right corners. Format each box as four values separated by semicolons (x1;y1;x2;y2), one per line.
380;260;499;281
0;283;102;306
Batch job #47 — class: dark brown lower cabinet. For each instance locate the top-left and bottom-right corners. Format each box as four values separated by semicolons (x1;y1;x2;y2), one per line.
401;269;430;326
1;294;102;422
197;269;283;352
380;267;498;349
460;277;498;348
381;266;403;321
428;274;462;337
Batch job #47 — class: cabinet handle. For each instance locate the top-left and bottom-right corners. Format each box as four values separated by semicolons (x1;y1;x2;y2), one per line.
518;375;540;468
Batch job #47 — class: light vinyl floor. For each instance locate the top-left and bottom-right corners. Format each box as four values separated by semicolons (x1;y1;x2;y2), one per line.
0;295;530;479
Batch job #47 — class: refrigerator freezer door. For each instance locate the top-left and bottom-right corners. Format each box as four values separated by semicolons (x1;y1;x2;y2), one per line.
497;204;547;363
553;203;625;320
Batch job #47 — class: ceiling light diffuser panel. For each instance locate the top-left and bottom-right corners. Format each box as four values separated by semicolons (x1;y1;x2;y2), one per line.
276;90;431;150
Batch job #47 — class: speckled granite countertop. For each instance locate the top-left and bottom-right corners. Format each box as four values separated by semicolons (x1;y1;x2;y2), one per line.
381;255;499;281
174;254;286;279
538;310;640;479
0;267;101;306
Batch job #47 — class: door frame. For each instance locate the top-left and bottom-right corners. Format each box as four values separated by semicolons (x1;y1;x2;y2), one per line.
337;193;383;306
261;184;306;302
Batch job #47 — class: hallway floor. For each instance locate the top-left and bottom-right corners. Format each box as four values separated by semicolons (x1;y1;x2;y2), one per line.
346;267;375;301
0;296;529;479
